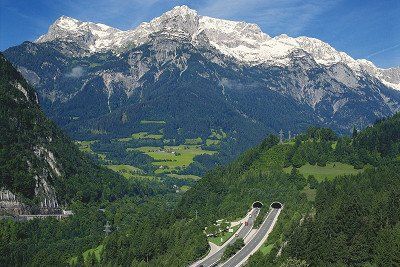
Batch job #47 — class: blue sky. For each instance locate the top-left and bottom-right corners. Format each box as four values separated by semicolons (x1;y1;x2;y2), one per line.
1;0;399;68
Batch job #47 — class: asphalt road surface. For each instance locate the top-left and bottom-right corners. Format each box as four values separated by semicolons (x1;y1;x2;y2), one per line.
220;207;281;267
195;208;260;267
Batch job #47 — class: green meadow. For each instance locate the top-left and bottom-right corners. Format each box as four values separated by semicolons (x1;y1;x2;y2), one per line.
284;162;363;181
135;145;215;173
105;164;154;180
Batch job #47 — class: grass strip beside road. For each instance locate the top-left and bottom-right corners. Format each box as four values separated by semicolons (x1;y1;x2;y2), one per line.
209;224;241;246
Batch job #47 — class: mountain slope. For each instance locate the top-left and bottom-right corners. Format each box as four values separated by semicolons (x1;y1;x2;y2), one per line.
3;6;400;158
174;113;400;267
32;5;400;90
0;53;145;214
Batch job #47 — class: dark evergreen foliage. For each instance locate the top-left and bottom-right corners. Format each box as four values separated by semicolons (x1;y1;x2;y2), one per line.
0;53;152;204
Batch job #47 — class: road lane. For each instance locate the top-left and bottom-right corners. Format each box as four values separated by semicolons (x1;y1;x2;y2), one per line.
195;208;260;267
220;207;281;267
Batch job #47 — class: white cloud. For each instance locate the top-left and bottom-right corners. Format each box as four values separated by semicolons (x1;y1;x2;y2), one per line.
66;66;84;78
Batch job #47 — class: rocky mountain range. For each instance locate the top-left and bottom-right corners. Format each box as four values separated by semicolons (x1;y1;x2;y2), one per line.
4;5;400;152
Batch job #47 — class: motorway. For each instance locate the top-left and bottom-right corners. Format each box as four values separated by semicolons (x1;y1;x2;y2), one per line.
195;208;260;267
220;207;281;267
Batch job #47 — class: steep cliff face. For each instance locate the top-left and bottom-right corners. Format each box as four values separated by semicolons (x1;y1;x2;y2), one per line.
0;54;133;214
4;6;400;154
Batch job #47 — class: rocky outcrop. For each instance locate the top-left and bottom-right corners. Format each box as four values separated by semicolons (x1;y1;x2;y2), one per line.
0;188;28;215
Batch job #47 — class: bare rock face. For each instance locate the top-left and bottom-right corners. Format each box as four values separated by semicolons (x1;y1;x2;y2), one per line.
3;5;400;149
0;185;61;215
0;188;29;215
33;6;400;91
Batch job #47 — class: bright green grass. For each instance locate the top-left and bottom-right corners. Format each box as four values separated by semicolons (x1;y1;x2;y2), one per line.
284;162;363;181
208;224;241;246
210;129;227;140
107;164;142;173
140;120;166;124
83;245;103;262
167;174;201;180
136;145;215;173
184;137;203;145
75;140;95;153
75;140;107;161
117;137;133;142
285;140;296;145
331;141;338;149
69;245;104;265
180;185;191;191
131;132;163;140
206;139;221;146
133;146;162;153
105;165;154;180
152;145;215;170
260;244;274;255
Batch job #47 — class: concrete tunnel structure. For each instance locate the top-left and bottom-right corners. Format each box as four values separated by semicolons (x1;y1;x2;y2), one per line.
252;201;282;209
252;201;263;208
270;202;282;209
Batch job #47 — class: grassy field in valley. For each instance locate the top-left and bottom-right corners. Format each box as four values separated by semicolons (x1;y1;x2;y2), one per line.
134;145;215;174
284;162;363;181
167;174;201;180
75;140;107;160
206;139;221;146
184;137;203;145
117;132;163;141
106;165;154;180
132;132;163;140
76;128;223;180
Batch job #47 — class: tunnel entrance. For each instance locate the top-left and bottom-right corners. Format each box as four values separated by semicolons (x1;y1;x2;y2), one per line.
271;202;282;209
252;201;263;208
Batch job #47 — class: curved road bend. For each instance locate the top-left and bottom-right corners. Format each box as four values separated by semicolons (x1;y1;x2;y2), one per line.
220;207;281;267
195;208;260;267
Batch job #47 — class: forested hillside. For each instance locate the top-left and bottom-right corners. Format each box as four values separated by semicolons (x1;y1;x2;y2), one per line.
1;58;399;266
283;163;400;266
0;53;152;208
2;113;395;266
0;54;198;266
247;114;400;266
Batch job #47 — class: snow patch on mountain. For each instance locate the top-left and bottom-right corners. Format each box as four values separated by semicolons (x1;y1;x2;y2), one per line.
35;6;400;91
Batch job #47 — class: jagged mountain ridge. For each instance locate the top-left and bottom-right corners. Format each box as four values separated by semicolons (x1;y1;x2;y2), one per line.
3;6;400;156
35;6;400;90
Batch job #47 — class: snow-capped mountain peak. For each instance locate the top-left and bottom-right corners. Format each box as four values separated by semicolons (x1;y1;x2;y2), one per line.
35;6;399;90
36;15;121;52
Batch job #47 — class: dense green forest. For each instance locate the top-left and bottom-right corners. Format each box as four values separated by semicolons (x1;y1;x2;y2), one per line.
2;111;400;266
0;53;157;206
247;115;400;266
1;51;400;266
